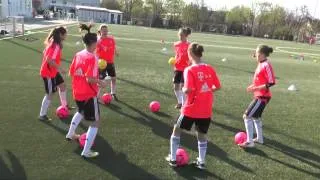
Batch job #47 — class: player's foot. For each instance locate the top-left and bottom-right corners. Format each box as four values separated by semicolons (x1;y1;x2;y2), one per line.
165;155;177;167
81;151;99;158
65;134;80;141
175;104;182;109
38;115;52;121
238;141;255;148
66;105;76;110
253;138;264;144
192;158;206;170
112;94;119;101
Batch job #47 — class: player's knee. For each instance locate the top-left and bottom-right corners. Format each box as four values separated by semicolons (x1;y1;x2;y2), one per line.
172;125;181;136
196;132;207;142
91;121;99;128
59;83;66;91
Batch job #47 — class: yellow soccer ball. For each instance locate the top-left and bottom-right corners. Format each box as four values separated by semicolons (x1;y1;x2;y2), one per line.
168;57;176;65
98;59;107;70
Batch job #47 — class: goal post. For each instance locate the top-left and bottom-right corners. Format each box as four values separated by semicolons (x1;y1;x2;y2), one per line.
0;16;24;37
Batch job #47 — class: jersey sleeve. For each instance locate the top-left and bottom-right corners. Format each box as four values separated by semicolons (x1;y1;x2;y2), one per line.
47;44;60;61
211;68;221;89
69;55;77;77
184;68;195;90
264;63;275;84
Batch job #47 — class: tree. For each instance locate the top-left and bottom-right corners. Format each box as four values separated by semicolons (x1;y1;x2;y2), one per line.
181;3;200;30
145;0;166;27
164;0;185;28
119;0;144;22
101;0;121;10
226;6;252;34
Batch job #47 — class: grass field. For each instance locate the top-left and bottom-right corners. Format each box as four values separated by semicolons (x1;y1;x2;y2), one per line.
0;24;319;180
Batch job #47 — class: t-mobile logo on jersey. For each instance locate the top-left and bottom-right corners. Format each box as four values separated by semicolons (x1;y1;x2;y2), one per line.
75;68;84;76
198;72;204;81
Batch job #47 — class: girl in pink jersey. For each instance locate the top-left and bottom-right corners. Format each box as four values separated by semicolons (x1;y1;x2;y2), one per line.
166;43;221;170
39;27;72;121
173;27;191;109
239;45;276;148
66;24;107;158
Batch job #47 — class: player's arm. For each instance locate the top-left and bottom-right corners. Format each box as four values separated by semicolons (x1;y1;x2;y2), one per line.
248;65;275;92
85;59;107;87
211;68;221;92
182;69;195;94
46;46;66;74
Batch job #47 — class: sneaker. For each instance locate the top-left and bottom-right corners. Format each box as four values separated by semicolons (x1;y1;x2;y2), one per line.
238;141;255;148
175;104;182;109
253;138;264;144
192;158;206;170
111;94;119;101
81;151;99;158
38;115;52;121
65;134;80;141
165;155;177;167
66;105;76;110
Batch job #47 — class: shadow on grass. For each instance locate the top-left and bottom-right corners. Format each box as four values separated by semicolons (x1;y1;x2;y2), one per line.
40;120;159;179
174;164;224;180
0;150;27;180
213;121;320;178
117;77;174;98
106;100;253;174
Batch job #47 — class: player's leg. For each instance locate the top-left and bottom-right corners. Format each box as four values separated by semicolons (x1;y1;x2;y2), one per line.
253;99;268;144
173;71;183;109
107;63;118;101
81;97;100;158
39;77;55;121
98;66;108;100
56;73;68;108
166;115;193;167
194;118;211;170
240;99;262;148
66;100;84;141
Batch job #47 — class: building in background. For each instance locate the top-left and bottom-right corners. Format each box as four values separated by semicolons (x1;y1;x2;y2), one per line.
0;0;33;18
76;5;122;24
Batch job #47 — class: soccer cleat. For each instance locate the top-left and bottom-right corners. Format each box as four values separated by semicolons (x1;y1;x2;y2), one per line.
81;151;99;158
192;158;206;170
65;134;80;141
175;104;182;109
111;94;119;101
38;115;52;121
165;155;177;167
253;138;264;144
238;141;255;148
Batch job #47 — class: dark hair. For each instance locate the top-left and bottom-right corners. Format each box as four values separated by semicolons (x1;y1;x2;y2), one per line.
45;26;67;47
258;45;273;57
180;27;192;36
190;43;204;58
79;24;97;46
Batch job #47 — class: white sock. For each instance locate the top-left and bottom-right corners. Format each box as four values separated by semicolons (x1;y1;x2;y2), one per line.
59;89;67;107
253;119;263;142
81;126;98;155
97;88;101;98
170;136;180;161
66;112;83;137
174;90;182;104
111;80;116;94
179;90;185;105
244;118;254;143
40;95;51;116
198;141;208;164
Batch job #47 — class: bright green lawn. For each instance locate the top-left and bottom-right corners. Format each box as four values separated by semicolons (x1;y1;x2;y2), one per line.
0;24;319;180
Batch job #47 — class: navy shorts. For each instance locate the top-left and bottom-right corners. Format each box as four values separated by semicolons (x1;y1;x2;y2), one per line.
42;73;64;94
173;71;184;84
176;114;211;134
99;63;116;79
245;97;270;118
76;97;100;121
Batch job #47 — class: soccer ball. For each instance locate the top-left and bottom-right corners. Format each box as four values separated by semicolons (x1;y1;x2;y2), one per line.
149;101;160;112
168;57;176;65
234;132;247;145
56;106;69;119
101;93;112;105
98;59;107;70
79;133;96;148
176;148;189;166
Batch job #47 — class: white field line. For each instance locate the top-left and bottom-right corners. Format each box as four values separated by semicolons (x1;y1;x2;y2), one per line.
276;47;320;57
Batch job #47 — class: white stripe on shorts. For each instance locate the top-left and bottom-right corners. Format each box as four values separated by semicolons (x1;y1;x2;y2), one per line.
176;114;184;127
93;97;99;121
248;99;261;118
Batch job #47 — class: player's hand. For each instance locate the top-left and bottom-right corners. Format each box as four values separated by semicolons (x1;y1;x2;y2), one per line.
247;85;255;92
98;80;107;88
60;68;67;75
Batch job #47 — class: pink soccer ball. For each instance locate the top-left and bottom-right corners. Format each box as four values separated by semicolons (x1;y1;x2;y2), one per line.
234;132;247;145
79;133;96;148
176;148;189;166
56;106;69;119
102;93;113;105
149;101;160;112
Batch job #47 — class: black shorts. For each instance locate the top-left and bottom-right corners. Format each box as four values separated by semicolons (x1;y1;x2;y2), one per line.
76;97;100;121
173;71;184;84
99;63;116;79
245;97;270;118
42;73;64;94
176;115;211;134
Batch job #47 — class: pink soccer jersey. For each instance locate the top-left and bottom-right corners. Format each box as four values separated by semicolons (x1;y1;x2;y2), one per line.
253;60;276;98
